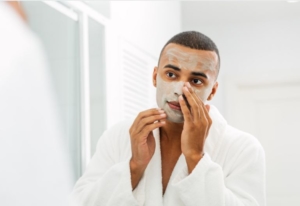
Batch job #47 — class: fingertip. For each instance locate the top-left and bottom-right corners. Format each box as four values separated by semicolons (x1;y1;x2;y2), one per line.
179;95;184;101
205;104;210;111
187;82;191;88
183;86;189;92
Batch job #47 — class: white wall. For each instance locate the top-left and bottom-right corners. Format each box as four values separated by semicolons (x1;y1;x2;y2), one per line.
182;1;300;118
85;1;110;19
110;1;181;58
104;1;182;127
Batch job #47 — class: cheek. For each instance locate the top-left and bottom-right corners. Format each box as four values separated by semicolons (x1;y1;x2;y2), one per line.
157;74;177;95
156;75;171;102
194;88;210;102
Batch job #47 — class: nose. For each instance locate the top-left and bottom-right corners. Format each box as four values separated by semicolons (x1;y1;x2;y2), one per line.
174;81;185;96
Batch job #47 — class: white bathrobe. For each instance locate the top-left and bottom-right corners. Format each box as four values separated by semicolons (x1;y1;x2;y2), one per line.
70;105;266;206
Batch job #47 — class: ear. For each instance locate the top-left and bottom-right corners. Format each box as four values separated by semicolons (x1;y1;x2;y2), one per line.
207;81;218;101
152;66;158;87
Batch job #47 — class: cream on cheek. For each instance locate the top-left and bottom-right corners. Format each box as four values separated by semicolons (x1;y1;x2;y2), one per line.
165;49;215;104
156;74;185;123
193;87;210;104
156;72;211;123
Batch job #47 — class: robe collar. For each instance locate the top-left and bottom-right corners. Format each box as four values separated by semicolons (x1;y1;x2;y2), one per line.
139;105;227;205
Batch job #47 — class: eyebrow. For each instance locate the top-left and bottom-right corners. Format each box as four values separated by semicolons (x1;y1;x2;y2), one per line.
163;64;208;79
191;71;208;79
164;64;180;71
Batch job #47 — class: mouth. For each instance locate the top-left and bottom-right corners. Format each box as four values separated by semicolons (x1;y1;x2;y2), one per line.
167;101;181;111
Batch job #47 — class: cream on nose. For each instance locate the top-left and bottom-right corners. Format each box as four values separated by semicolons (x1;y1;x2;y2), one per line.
173;81;185;96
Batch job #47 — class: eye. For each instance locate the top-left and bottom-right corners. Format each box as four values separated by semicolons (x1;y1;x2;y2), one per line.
166;72;176;79
192;79;202;85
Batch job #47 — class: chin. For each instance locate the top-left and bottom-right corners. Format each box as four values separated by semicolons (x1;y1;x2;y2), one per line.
166;116;184;124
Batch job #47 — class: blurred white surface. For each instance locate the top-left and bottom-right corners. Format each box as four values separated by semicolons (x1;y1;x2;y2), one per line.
0;3;73;206
22;1;83;180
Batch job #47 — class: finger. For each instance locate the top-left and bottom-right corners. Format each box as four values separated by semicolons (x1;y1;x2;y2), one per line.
139;121;165;137
179;95;192;123
204;104;212;126
136;113;167;133
182;86;200;120
185;82;208;122
197;100;209;124
186;83;203;121
197;101;212;129
132;108;164;128
186;82;202;106
199;101;210;120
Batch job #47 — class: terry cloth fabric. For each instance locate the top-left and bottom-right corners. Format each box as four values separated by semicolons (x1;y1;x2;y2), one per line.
69;105;266;206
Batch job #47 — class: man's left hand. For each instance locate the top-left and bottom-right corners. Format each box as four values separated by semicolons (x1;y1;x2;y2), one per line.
178;82;212;173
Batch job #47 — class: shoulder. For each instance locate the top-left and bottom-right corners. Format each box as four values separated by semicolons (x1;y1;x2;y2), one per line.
208;105;264;156
224;125;264;153
221;125;265;172
94;119;134;161
100;119;134;142
96;119;134;150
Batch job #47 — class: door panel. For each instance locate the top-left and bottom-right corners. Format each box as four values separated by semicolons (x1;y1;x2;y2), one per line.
225;74;300;206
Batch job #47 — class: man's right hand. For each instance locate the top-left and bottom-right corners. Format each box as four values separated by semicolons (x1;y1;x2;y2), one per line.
129;108;166;189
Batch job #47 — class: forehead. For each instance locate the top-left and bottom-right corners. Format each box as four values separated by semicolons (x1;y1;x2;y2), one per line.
160;43;218;71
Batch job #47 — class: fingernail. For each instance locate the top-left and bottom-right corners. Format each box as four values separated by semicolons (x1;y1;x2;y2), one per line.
160;113;166;117
158;109;164;113
184;86;189;92
187;82;191;88
179;95;183;101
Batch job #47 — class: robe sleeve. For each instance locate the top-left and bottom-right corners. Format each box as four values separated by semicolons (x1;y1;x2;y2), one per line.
69;123;139;206
171;136;266;206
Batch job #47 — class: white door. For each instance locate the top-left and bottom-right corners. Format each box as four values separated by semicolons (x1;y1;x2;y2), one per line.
225;73;300;206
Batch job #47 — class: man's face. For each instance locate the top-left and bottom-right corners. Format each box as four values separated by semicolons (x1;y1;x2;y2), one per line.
153;43;219;123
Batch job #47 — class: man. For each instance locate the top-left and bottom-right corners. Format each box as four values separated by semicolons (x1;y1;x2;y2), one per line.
70;31;265;206
0;2;73;206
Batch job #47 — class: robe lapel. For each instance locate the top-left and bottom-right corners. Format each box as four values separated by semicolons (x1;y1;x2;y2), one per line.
163;105;227;205
141;105;226;205
143;128;164;206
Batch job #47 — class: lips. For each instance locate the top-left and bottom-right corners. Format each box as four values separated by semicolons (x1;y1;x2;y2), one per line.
167;101;181;111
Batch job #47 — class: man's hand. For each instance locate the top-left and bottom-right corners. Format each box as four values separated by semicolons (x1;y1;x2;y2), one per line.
129;108;166;189
179;82;212;173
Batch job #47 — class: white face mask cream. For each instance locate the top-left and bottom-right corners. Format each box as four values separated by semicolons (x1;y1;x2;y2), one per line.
155;44;218;123
156;74;185;123
165;47;216;72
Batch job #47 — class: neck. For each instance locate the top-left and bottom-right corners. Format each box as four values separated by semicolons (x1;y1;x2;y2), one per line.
160;119;183;143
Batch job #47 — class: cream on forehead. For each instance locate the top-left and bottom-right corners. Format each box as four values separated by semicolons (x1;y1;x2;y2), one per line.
165;47;217;71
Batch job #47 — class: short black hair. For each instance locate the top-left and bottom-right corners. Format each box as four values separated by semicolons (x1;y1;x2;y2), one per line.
158;31;220;76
